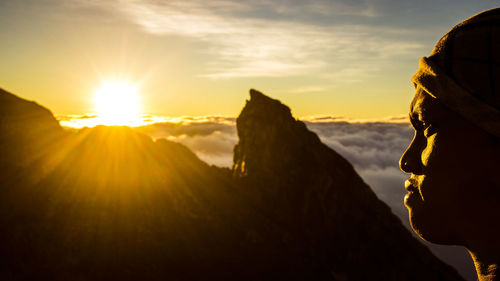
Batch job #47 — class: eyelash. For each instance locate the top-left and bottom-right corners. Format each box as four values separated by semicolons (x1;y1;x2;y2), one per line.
421;121;437;137
411;118;437;137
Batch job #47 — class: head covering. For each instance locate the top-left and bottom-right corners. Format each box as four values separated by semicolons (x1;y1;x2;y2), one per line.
411;8;500;138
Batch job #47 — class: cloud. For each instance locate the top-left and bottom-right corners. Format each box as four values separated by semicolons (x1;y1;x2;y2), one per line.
174;131;238;167
109;0;423;79
271;0;379;18
304;120;413;169
288;86;327;94
135;116;236;137
303;115;409;123
134;116;238;167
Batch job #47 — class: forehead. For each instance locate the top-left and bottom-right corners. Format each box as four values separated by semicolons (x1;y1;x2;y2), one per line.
410;87;439;118
409;87;470;131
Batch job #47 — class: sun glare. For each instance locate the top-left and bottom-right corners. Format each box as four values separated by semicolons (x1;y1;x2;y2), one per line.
94;81;142;126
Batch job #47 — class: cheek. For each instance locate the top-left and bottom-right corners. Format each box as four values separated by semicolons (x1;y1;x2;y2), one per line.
420;135;437;168
419;134;462;201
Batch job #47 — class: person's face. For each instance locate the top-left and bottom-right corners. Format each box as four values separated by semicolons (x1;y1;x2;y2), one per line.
399;87;500;245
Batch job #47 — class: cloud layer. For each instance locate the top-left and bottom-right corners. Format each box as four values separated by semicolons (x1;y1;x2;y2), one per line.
134;116;238;167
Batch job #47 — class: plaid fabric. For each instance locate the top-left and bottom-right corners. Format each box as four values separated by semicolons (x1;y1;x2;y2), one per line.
411;7;500;137
412;57;500;138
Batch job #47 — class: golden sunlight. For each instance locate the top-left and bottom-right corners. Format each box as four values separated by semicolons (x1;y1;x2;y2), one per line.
94;81;142;126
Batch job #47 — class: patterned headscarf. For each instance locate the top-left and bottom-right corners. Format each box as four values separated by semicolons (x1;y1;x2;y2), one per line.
412;8;500;138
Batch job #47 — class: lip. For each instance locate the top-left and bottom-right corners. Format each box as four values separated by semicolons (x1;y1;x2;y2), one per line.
404;178;420;207
404;178;418;192
404;191;420;207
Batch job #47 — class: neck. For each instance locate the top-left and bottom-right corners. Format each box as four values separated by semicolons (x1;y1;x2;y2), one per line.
469;248;500;281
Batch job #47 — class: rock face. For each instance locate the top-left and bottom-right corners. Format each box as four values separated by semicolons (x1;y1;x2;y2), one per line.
0;88;465;281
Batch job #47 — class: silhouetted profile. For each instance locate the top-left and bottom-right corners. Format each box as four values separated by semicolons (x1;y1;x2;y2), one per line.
400;8;500;281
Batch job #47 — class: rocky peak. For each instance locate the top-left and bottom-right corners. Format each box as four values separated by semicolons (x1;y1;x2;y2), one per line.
234;89;323;178
0;88;63;169
0;88;62;134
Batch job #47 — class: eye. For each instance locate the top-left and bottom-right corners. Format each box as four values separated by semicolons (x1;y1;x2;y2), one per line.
422;122;437;137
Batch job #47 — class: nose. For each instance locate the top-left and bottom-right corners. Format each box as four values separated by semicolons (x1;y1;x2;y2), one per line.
399;150;411;173
399;134;421;174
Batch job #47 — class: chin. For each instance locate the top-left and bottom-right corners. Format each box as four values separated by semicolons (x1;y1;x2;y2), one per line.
408;207;459;245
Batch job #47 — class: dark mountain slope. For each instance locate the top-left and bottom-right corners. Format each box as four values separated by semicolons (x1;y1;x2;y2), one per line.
0;88;64;175
0;88;464;281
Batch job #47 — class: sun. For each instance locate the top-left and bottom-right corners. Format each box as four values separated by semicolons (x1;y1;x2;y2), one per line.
94;81;142;126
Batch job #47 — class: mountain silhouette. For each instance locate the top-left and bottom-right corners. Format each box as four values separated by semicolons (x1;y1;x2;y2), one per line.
0;87;465;281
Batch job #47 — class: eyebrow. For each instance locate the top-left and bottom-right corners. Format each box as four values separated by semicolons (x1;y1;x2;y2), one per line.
409;109;427;130
409;113;418;128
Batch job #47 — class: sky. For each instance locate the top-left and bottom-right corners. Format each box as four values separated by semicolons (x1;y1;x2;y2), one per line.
0;0;498;119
